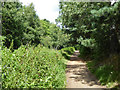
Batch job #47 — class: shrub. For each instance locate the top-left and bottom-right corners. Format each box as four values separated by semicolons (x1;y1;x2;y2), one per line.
2;45;66;88
60;47;75;59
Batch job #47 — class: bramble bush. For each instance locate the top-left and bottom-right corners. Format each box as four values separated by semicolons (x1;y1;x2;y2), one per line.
2;44;66;88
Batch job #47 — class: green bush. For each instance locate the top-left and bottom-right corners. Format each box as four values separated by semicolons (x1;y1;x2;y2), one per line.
60;47;75;59
61;47;75;55
60;51;71;60
2;45;66;88
74;44;80;50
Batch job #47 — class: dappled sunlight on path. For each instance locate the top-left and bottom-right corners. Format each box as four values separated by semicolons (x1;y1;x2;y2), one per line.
66;51;107;89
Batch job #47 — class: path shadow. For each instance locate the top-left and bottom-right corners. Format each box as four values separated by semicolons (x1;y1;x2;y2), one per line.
70;51;84;61
66;51;104;87
66;64;101;86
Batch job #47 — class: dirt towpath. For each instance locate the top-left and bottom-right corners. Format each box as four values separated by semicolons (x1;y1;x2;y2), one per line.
66;50;107;89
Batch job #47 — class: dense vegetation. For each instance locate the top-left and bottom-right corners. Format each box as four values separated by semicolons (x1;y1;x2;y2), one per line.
87;59;120;87
1;1;69;88
58;1;120;88
2;44;66;88
1;0;120;88
2;1;69;49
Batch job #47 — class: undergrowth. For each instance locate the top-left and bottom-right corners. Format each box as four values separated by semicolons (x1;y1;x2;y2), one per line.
2;44;66;88
87;55;120;88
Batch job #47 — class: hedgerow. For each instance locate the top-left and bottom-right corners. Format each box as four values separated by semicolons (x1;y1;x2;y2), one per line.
2;44;66;88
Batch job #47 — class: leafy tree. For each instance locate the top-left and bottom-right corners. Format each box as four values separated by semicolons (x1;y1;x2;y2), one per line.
40;20;70;49
91;2;120;55
58;1;120;59
49;24;70;49
2;1;70;50
2;1;24;48
22;3;41;45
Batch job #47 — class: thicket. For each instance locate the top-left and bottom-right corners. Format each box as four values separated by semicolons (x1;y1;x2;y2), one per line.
2;44;66;88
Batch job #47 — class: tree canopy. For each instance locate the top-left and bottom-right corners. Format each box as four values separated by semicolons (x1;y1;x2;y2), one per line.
58;1;120;59
2;1;70;49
